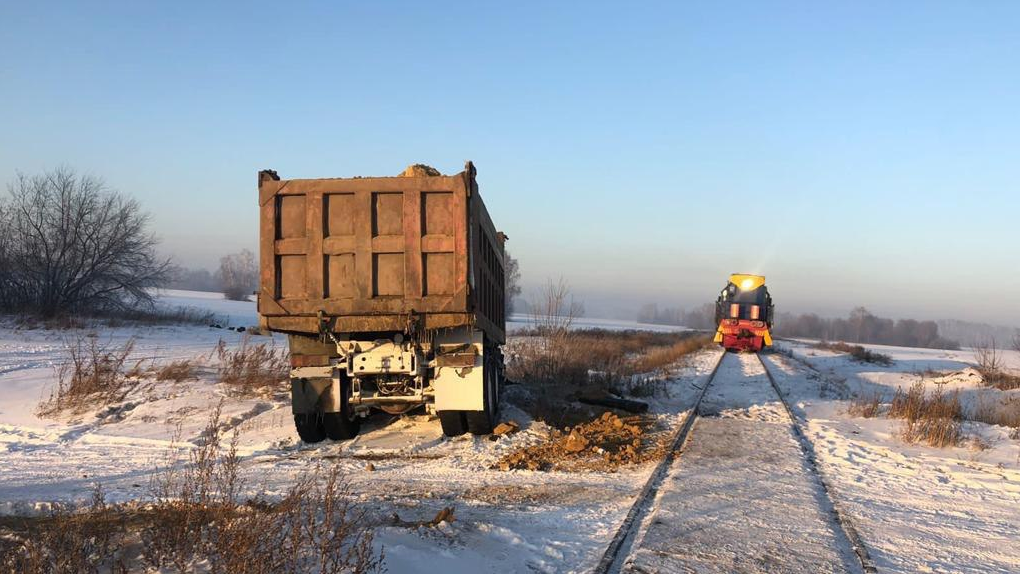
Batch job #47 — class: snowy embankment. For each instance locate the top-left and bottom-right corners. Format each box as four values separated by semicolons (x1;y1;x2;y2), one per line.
4;292;1017;572
768;340;1020;574
0;290;714;573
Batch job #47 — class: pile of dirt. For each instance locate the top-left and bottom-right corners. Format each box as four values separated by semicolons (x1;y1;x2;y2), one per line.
398;164;442;177
494;412;665;472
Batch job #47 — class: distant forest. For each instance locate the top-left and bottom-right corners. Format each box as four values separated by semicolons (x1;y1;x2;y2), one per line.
637;303;716;330
165;267;221;292
638;304;961;350
776;307;960;350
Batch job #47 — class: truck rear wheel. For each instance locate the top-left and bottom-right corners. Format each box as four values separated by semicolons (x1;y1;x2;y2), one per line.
466;353;499;435
438;411;468;436
322;411;360;440
323;375;360;440
294;414;327;443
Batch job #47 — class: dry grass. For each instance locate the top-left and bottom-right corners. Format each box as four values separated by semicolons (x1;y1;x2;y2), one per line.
814;341;893;366
968;394;1020;438
149;409;383;574
38;334;289;417
982;371;1020;390
2;410;384;574
37;335;144;416
155;359;195;382
631;335;715;376
507;330;711;387
0;485;127;574
13;306;219;331
846;390;884;418
889;382;963;447
215;335;289;393
506;330;711;428
101;306;220;328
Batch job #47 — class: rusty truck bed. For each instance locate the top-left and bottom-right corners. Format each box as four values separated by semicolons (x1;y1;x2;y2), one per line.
257;162;505;344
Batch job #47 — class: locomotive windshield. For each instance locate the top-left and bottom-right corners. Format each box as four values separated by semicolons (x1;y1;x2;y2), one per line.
720;284;769;304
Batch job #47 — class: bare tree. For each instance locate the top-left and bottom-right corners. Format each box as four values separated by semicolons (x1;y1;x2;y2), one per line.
973;337;1004;373
0;202;15;309
527;278;584;336
1013;331;1020;355
0;167;170;316
504;250;521;315
219;249;258;301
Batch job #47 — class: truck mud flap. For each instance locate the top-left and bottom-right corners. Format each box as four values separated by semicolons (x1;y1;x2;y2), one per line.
291;377;342;414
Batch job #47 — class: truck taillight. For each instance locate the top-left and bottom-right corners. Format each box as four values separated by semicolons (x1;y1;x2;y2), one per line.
730;304;740;318
750;305;760;320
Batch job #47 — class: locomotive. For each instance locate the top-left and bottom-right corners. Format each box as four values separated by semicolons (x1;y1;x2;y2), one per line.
713;274;774;352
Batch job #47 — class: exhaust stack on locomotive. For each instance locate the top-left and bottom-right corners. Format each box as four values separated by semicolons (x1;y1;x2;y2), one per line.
713;273;774;352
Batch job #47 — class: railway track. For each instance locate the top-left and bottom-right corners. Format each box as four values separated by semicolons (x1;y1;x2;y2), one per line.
758;353;877;573
591;351;725;574
593;351;877;574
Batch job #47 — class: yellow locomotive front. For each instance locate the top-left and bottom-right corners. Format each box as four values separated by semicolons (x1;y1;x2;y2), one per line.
713;274;774;352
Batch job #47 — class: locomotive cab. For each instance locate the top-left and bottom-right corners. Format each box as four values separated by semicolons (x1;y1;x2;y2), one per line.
714;274;774;352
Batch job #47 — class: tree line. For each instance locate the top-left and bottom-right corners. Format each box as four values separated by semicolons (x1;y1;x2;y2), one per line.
638;302;960;350
637;303;716;330
776;307;960;349
169;250;259;302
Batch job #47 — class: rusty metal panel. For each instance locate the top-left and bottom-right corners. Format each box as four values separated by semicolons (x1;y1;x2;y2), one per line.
278;255;306;299
424;252;455;296
372;192;403;236
373;253;404;297
277;195;306;239
422;191;454;235
325;254;356;298
325;193;356;237
257;164;504;343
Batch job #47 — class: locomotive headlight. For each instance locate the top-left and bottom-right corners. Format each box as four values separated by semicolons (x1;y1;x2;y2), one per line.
740;278;754;291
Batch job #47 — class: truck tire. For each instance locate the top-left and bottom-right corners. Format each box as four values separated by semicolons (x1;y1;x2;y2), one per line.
323;412;359;440
438;411;468;436
466;354;498;435
322;376;360;440
294;414;326;443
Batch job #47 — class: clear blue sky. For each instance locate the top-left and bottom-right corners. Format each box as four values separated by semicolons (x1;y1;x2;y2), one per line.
2;1;1018;325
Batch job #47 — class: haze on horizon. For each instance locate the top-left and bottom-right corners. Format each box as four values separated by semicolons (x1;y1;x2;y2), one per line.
2;2;1018;327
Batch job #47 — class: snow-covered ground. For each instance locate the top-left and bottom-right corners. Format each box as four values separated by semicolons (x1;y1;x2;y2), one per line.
156;288;262;328
767;340;1020;574
507;314;688;334
625;352;861;573
0;291;713;572
2;294;1019;572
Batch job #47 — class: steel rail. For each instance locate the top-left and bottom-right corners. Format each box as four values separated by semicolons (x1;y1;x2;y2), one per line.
592;350;728;574
757;352;878;573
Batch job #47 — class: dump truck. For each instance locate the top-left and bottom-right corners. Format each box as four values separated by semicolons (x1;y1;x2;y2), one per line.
257;162;507;442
